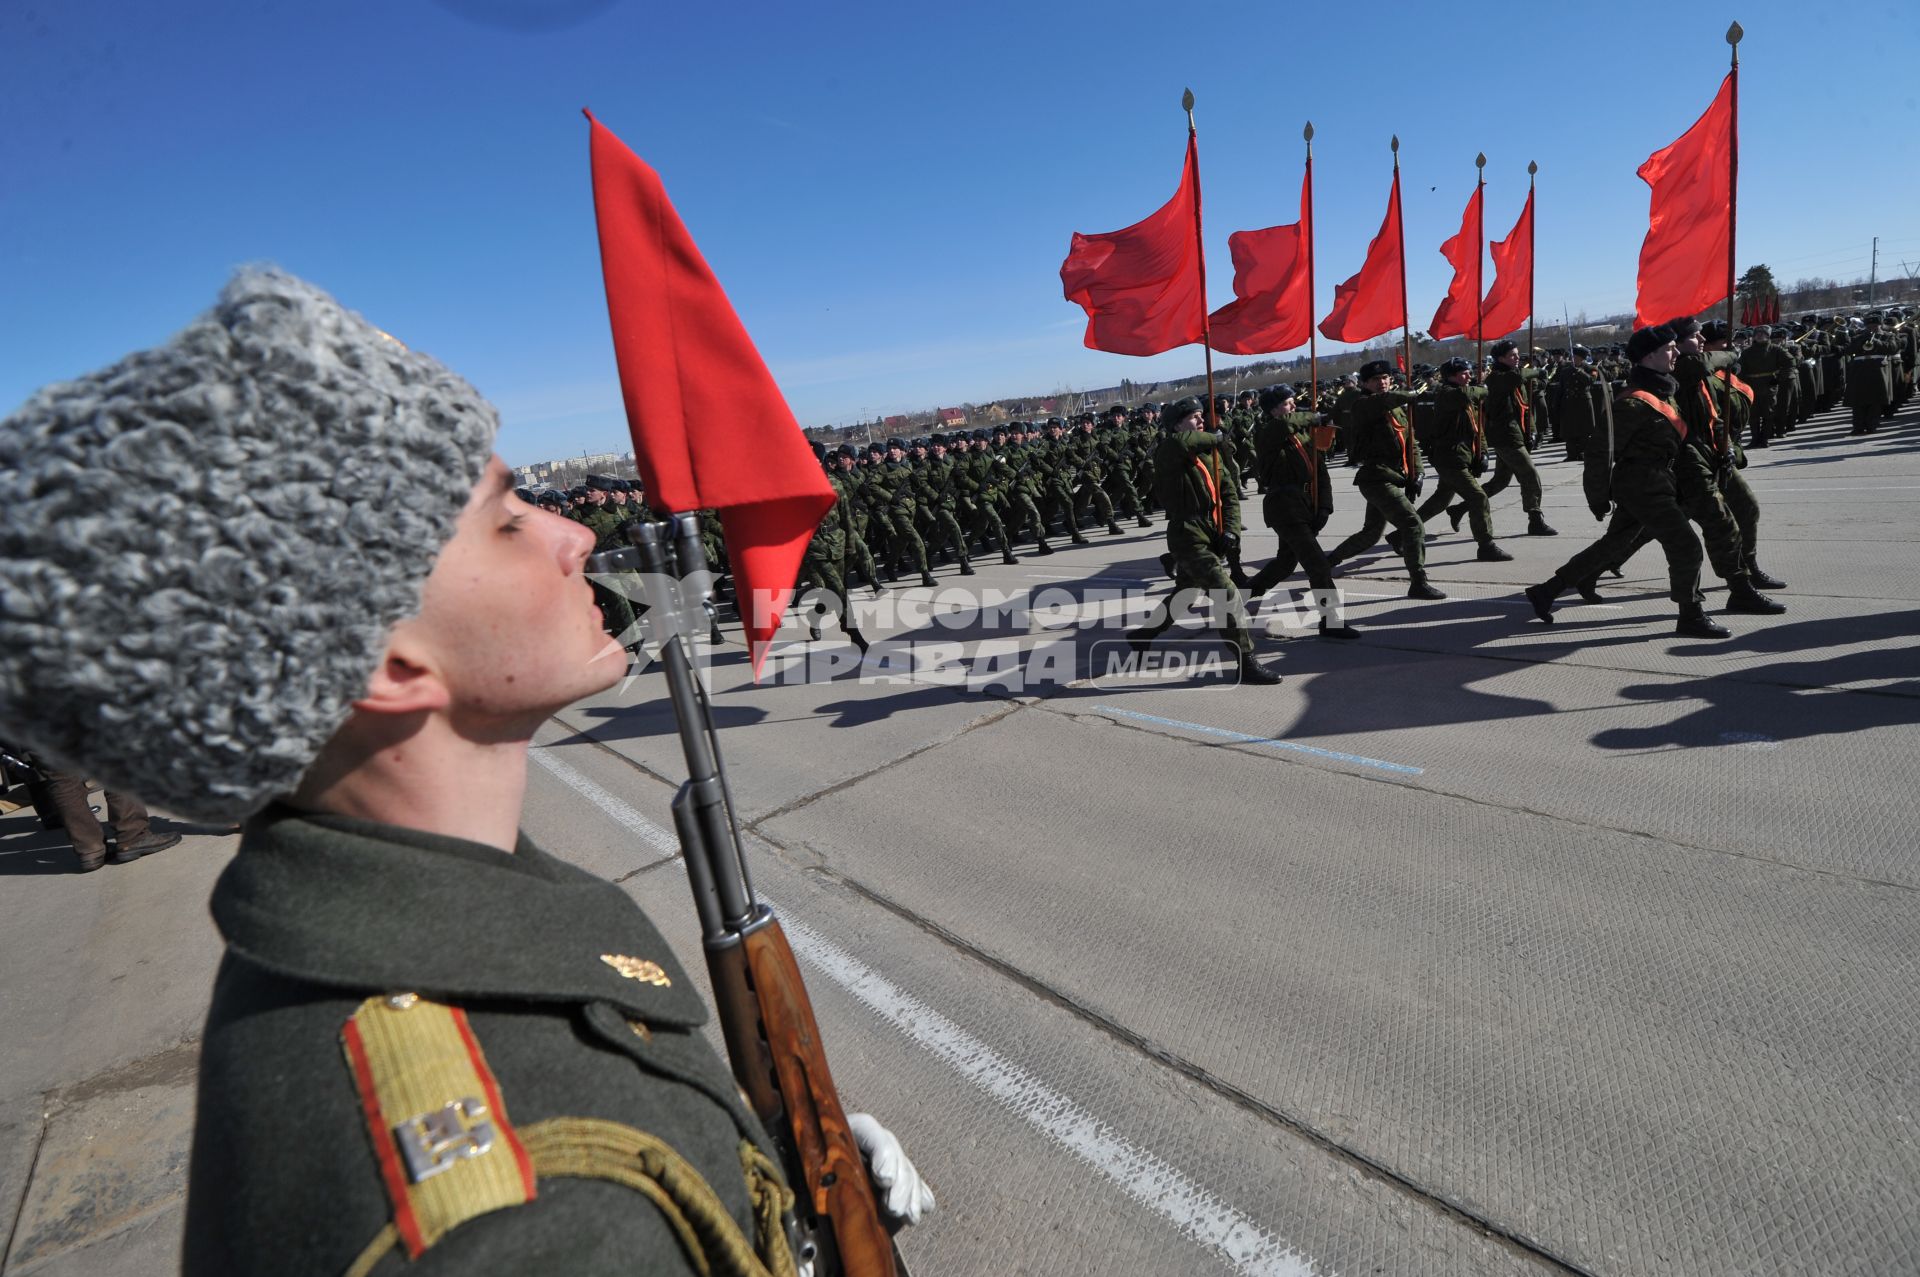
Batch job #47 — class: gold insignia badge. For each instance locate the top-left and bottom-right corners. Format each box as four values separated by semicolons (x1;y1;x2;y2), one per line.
600;954;672;987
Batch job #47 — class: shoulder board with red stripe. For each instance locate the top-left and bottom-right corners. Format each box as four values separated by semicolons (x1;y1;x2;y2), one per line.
341;994;537;1258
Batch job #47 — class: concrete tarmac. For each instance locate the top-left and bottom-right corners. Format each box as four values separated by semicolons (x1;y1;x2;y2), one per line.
3;396;1915;1275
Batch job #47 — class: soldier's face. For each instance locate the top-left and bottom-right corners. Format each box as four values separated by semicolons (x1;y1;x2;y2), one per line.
1364;374;1392;392
1641;343;1679;373
389;457;620;723
1678;333;1703;354
1497;350;1520;368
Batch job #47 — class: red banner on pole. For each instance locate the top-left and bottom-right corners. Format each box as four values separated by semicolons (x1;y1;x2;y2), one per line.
1480;187;1535;339
1634;73;1735;327
1207;166;1314;355
1060;136;1207;356
1319;171;1406;344
1427;184;1485;341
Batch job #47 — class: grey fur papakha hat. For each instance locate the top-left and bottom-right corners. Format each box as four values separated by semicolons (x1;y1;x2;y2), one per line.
0;268;498;820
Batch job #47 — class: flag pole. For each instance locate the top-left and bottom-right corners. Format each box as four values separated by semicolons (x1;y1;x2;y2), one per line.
1726;21;1742;336
1393;135;1411;383
1305;121;1317;410
1186;88;1216;427
1526;160;1538;360
1474;152;1486;370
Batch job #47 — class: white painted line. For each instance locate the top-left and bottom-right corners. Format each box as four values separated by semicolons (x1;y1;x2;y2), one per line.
542;755;1317;1277
781;915;1316;1277
529;746;680;861
1093;705;1423;776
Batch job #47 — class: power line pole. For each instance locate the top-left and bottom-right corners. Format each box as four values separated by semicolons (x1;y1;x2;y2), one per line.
1868;236;1878;304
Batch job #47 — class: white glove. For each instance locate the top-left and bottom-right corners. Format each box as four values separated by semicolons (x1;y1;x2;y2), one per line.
847;1112;936;1226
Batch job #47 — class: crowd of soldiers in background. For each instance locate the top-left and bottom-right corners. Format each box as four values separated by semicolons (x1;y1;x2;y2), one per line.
515;306;1916;654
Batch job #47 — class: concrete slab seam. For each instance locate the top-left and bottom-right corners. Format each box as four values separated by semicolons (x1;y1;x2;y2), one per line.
804;865;1591;1277
567;795;1321;1275
1;1113;49;1276
742;698;1026;830
1056;701;1919;895
1087;707;1424;775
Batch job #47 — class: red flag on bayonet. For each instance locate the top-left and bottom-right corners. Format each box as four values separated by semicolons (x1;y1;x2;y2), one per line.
1207;165;1313;355
1320;171;1405;343
1480;186;1535;338
1060;135;1206;356
584;111;835;674
1634;73;1735;327
1427;184;1484;341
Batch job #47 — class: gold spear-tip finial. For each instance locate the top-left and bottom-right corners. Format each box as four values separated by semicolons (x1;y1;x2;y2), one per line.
1303;121;1314;141
1391;134;1400;152
1727;20;1743;44
1528;159;1538;176
1476;152;1487;169
1182;87;1195;112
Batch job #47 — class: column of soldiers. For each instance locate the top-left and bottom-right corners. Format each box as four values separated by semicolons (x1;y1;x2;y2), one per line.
518;303;1911;663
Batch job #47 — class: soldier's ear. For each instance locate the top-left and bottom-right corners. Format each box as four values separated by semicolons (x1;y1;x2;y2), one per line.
353;620;452;716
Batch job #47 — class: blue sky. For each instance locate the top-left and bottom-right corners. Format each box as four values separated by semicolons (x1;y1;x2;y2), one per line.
5;0;1915;464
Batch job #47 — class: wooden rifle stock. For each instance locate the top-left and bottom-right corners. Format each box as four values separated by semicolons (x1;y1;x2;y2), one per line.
614;515;900;1277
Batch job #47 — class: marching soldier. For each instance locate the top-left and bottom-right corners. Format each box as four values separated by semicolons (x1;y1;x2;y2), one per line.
1467;340;1556;537
1242;385;1359;639
801;442;871;649
1126;398;1282;684
1415;358;1512;561
1738;325;1794;446
1325;360;1448;600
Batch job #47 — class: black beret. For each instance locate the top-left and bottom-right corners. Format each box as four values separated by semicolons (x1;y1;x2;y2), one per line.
1625;325;1677;364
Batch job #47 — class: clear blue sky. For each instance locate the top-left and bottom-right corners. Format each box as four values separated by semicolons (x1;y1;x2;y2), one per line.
5;0;1915;464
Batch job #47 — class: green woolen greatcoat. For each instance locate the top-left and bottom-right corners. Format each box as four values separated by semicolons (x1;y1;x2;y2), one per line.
184;807;785;1277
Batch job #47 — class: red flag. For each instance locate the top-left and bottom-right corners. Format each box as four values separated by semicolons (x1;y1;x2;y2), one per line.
1739;295;1754;326
1634;73;1735;327
1207;165;1313;354
1427;184;1484;341
1320;171;1405;343
1396;350;1407;373
1765;292;1780;325
1479;186;1535;338
584;111;835;673
1060;135;1206;356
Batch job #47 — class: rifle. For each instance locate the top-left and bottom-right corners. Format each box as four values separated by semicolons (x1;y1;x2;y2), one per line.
592;514;904;1277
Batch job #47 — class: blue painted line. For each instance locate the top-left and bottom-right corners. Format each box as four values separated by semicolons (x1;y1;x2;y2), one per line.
1090;705;1425;775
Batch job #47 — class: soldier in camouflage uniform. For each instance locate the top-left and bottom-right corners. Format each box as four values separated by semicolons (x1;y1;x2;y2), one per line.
1526;325;1777;638
1466;340;1556;536
800;444;871;649
1070;416;1126;535
1325;361;1447;600
870;438;935;588
999;423;1056;555
1415;358;1511;561
1098;405;1154;526
830;446;885;594
962;431;1021;565
1126;398;1282;685
919;435;975;575
1242;385;1358;639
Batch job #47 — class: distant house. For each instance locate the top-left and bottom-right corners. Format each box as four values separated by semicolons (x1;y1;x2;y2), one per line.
884;415;910;430
936;407;966;427
981;403;1010;423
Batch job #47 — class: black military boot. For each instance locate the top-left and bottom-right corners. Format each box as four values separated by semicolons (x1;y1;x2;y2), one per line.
1745;557;1787;590
1407;577;1447;601
959;562;976;576
1070;531;1091;545
1237;652;1283;685
1001;551;1019;566
920;571;938;588
1034;539;1054;556
1573;577;1605;603
1476;542;1514;562
1107;521;1125;536
1724;575;1786;615
845;624;871;654
1523;579;1562;623
1136;514;1153;528
1446;503;1466;531
1527;511;1559;536
1676;604;1732;639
